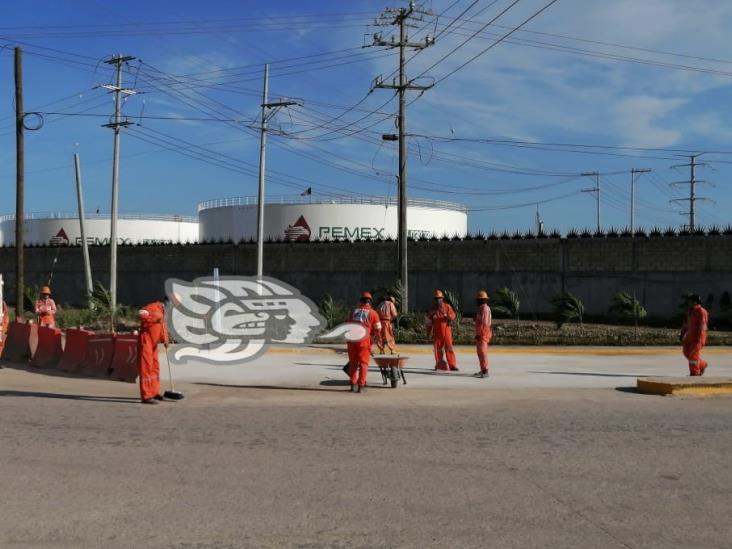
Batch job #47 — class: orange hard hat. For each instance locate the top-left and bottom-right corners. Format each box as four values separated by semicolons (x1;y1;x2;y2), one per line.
40;286;51;295
476;290;489;300
433;289;444;299
361;291;373;300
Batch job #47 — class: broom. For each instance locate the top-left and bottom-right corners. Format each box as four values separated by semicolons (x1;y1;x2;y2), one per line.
163;347;185;400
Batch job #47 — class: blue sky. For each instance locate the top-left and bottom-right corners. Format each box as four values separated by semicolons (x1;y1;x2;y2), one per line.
1;0;731;233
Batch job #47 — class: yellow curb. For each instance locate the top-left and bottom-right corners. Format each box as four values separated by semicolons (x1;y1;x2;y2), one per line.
637;377;732;396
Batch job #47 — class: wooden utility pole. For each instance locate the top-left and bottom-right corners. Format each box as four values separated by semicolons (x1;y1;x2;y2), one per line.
14;47;24;317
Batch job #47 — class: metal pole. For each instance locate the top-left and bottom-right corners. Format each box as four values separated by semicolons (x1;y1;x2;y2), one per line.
14;47;24;318
629;168;650;234
256;64;269;279
690;155;696;231
74;154;93;300
595;172;601;232
397;13;409;312
630;170;635;233
109;57;123;318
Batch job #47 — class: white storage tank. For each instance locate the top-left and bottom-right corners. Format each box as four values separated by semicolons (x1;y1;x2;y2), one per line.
198;196;468;242
0;213;199;246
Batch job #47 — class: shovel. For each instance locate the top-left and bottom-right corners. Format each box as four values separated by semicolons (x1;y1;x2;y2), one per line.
163;346;185;400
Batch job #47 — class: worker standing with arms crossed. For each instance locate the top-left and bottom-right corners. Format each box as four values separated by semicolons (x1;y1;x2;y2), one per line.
35;286;57;328
425;289;458;371
347;292;381;393
137;300;170;404
473;290;492;378
680;294;709;376
376;295;398;354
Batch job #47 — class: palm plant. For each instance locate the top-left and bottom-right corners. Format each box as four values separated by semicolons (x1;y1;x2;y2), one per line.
550;291;585;328
610;291;646;336
492;287;520;322
442;289;462;335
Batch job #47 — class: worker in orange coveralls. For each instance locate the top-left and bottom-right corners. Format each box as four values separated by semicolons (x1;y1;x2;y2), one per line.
137;301;170;404
473;290;492;379
680;294;709;376
376;295;398;354
425;289;458;371
34;286;57;328
347;292;381;394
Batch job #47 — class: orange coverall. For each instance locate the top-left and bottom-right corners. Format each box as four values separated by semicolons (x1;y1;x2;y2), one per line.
475;303;493;373
35;297;57;327
347;304;381;387
681;304;709;376
0;302;8;354
426;302;457;370
377;300;398;353
137;302;169;401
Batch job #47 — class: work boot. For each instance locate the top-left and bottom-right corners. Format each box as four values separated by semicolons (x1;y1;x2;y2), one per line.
350;384;357;393
357;385;367;394
473;371;488;378
154;394;165;401
450;367;460;372
141;399;159;405
699;364;708;376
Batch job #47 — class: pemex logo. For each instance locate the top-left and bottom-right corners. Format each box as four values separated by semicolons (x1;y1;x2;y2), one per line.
284;215;311;242
49;228;70;246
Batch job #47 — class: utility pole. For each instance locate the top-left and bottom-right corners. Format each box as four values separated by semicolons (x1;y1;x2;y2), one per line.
629;168;651;233
581;171;601;232
372;1;434;312
74;154;94;301
255;63;299;279
14;47;24;317
670;154;710;231
102;54;135;322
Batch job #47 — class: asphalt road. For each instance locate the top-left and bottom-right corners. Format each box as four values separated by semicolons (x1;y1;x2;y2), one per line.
1;349;731;548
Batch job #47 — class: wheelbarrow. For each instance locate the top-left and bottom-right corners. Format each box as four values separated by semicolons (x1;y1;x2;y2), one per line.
373;355;409;388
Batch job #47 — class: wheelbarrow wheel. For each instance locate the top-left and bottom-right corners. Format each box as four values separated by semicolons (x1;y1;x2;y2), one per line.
390;367;399;388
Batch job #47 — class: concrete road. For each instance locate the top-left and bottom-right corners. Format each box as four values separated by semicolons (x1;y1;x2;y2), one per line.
1;347;731;548
168;344;732;390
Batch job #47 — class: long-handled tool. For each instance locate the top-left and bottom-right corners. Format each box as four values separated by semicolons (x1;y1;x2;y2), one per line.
163;347;185;400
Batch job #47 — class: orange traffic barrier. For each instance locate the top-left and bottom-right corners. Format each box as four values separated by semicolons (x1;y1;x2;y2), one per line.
30;326;64;368
0;321;32;363
58;328;95;373
109;334;139;383
79;334;115;377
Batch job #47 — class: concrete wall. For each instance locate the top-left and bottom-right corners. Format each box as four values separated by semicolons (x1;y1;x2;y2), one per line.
0;235;729;318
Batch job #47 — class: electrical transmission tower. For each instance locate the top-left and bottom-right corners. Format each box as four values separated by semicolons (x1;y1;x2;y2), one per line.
102;54;136;318
371;1;434;312
670;154;712;231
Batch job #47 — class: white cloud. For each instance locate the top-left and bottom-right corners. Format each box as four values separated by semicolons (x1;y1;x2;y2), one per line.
612;95;686;147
